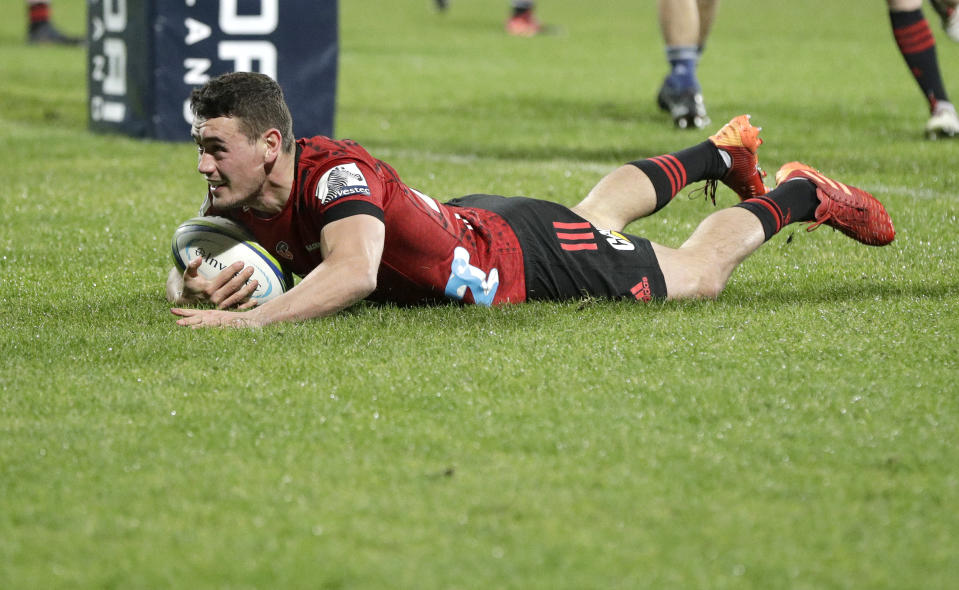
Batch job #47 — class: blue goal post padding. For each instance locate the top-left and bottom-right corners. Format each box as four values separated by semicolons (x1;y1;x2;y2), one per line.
88;0;338;141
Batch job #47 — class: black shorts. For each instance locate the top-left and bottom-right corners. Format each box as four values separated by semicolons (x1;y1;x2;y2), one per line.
447;194;667;302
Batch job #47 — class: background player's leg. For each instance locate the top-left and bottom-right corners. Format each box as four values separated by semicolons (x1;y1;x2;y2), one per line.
656;0;713;128
887;0;959;137
506;1;541;36
658;0;699;48
929;0;959;41
27;0;82;45
695;0;719;46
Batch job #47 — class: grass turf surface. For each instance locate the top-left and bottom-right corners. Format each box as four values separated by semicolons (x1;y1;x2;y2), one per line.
2;0;958;588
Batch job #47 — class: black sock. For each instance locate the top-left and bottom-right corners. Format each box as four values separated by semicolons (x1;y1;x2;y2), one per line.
734;178;819;241
891;9;949;108
629;141;727;212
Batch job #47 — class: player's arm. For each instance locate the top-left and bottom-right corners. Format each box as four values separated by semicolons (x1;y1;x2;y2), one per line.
252;213;384;324
165;256;259;309
172;213;384;328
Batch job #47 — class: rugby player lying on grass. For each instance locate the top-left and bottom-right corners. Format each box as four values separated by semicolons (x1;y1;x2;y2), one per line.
168;72;894;329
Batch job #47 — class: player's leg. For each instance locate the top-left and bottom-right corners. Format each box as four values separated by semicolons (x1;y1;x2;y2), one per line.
929;0;959;42
572;115;766;231
656;0;710;128
506;0;541;36
651;163;895;299
695;0;720;46
887;0;959;137
658;0;699;48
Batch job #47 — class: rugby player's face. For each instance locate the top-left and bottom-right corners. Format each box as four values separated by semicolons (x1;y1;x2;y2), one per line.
192;116;266;209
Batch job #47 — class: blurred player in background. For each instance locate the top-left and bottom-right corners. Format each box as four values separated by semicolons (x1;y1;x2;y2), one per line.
656;0;719;129
27;0;82;45
505;1;541;36
434;0;543;37
930;0;959;38
888;0;959;137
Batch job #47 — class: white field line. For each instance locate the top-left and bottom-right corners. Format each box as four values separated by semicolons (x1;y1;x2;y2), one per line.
373;148;957;201
371;147;614;175
869;182;956;201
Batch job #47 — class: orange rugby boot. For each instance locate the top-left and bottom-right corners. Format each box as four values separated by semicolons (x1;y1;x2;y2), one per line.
706;114;768;202
775;162;895;246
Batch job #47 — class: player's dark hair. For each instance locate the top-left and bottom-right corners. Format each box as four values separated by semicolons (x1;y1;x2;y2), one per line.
189;72;295;153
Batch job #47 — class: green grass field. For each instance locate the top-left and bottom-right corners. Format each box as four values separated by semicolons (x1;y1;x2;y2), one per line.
2;0;958;587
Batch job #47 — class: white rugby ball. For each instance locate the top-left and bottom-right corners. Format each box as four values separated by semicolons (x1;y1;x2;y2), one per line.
171;216;293;303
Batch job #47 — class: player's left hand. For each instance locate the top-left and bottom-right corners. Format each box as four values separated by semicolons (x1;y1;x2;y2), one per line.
177;257;260;310
170;307;265;329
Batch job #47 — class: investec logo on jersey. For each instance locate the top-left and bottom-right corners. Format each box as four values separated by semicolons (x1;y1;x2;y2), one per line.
180;0;280;124
315;163;371;205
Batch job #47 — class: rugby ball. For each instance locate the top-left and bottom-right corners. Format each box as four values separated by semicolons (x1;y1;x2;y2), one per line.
171;216;293;303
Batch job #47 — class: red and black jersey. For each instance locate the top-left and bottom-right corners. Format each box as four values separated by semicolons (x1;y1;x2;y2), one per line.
204;136;527;305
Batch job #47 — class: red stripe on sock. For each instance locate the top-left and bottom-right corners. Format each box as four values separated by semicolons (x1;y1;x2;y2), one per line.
896;20;933;38
895;20;936;54
650;155;685;196
750;196;784;231
658;155;687;189
648;157;676;195
667;154;687;188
